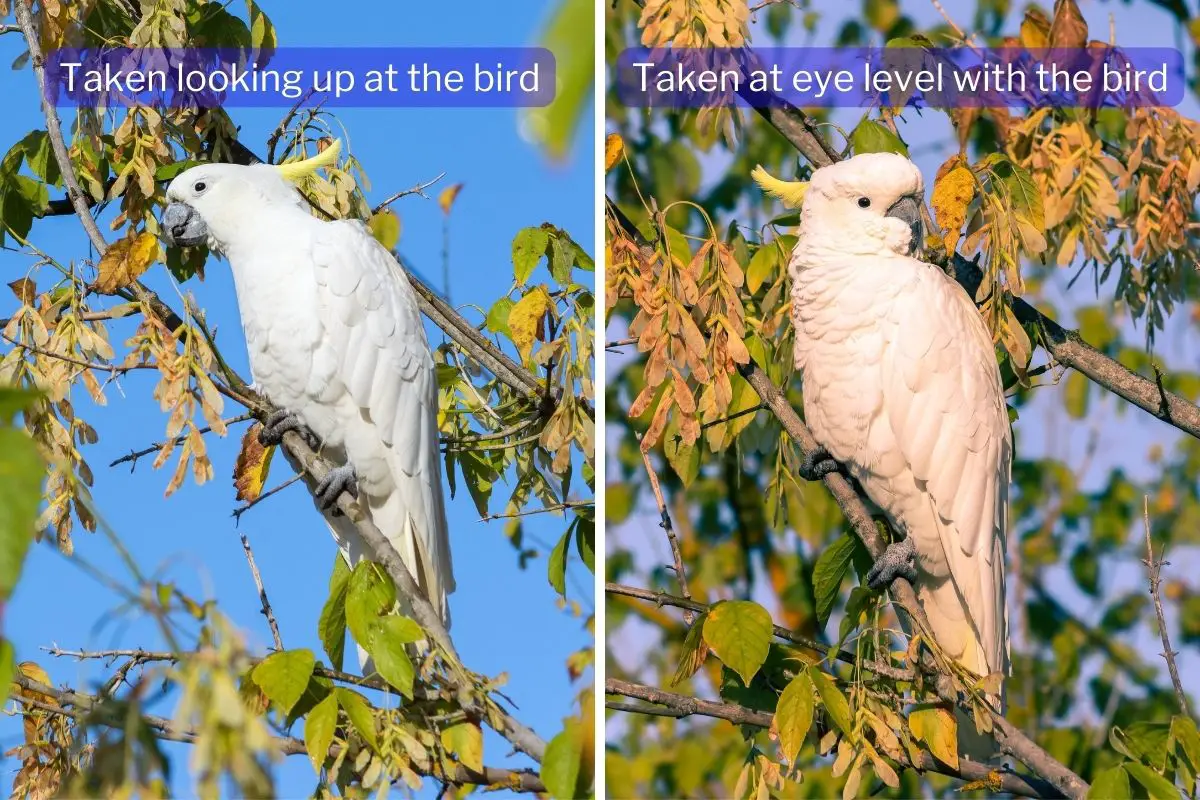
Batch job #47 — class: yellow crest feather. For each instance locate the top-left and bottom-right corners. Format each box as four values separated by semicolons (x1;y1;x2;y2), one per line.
751;164;809;208
275;139;342;181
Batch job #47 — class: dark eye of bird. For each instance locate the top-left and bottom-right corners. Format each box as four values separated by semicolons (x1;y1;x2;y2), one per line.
194;181;207;193
857;197;871;208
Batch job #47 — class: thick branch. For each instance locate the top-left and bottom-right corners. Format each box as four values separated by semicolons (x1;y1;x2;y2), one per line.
12;674;545;792
605;678;1063;799
272;428;547;763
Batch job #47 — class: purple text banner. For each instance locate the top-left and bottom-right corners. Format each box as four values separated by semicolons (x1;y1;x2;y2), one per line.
43;47;556;108
614;47;1184;109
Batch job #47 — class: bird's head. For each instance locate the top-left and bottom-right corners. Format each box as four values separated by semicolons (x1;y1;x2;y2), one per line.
753;152;926;259
161;140;341;254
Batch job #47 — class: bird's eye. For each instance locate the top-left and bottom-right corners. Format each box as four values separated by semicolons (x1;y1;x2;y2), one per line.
194;181;207;193
857;197;871;208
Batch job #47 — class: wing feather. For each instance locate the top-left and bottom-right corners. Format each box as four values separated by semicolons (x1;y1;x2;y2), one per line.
883;264;1010;676
311;221;455;621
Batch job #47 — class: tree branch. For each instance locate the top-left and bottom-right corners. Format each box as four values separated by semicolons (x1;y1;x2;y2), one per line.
240;534;284;652
605;678;1063;799
371;172;447;215
12;674;545;792
605;582;912;682
637;442;694;622
1142;496;1191;717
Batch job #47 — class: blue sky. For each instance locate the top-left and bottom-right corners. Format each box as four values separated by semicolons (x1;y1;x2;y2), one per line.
0;1;594;796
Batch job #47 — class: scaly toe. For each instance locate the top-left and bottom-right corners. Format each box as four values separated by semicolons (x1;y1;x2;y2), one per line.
866;537;917;590
315;464;359;514
798;447;842;482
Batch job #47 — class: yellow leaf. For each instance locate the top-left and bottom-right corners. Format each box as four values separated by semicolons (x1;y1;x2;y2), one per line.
604;133;625;172
367;210;401;251
1020;8;1050;49
909;705;959;769
773;671;814;764
441;721;484;772
508;287;551;360
931;160;975;254
93;232;159;294
233;423;275;502
438;182;464;215
751;165;809;208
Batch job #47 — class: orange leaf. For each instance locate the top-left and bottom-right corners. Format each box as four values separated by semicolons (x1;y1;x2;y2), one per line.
438;182;464;215
93;232;159;294
233;423;275;502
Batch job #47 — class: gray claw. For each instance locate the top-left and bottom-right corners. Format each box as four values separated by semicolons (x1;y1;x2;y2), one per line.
316;464;358;515
259;410;320;450
866;537;917;590
798;447;841;482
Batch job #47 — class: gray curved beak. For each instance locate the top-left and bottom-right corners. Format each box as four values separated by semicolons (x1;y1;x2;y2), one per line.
886;195;924;257
161;202;208;247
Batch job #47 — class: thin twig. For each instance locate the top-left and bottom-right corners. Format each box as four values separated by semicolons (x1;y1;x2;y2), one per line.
240;534;284;651
1142;495;1191;717
638;440;694;622
604;678;1063;799
232;473;304;521
479;500;593;522
266;88;317;164
108;414;254;469
371;173;447;215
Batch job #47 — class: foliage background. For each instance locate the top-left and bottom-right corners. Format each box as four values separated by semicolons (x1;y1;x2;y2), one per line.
605;0;1200;797
0;0;595;796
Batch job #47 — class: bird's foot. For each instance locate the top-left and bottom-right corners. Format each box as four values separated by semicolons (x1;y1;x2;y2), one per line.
798;447;842;482
259;409;320;450
316;464;359;515
866;536;917;590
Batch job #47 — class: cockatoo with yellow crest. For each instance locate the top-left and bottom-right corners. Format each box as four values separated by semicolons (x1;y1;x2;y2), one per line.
754;153;1010;756
160;142;454;646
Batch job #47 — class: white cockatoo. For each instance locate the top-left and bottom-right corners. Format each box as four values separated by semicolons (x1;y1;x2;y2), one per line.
160;142;454;638
756;153;1010;750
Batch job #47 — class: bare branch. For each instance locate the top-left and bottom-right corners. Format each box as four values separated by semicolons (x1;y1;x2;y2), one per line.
12;674;546;792
231;473;304;521
479;500;593;522
240;534;284;652
1142;495;1191;717
637;441;694;622
605;678;1064;799
371;172;447;215
108;414;255;470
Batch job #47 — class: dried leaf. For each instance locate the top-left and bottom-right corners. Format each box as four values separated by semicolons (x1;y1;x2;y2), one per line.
438;182;464;215
1049;0;1087;49
931;159;975;253
233;423;275;502
7;278;35;306
604;133;625;172
92;232;159;294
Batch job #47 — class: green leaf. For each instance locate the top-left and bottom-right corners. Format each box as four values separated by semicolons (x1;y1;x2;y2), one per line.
367;210;401;251
0;639;14;698
850;119;909;156
1086;766;1131;800
154;160;202;182
810;668;854;738
542;719;587;799
702;600;772;685
548;526;570;596
1065;371;1090;419
17;131;59;186
335;687;377;751
246;0;277;64
519;0;592;160
485;297;515;338
250;649;316;715
366;615;422;698
1123;762;1179;800
512;227;550;285
812;533;858;628
671;613;709;686
304;692;337;773
574;515;595;574
0;427;42;600
995;157;1045;230
775;671;815;764
1172;715;1200;777
745;245;777;294
318;555;351;670
344;561;395;649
